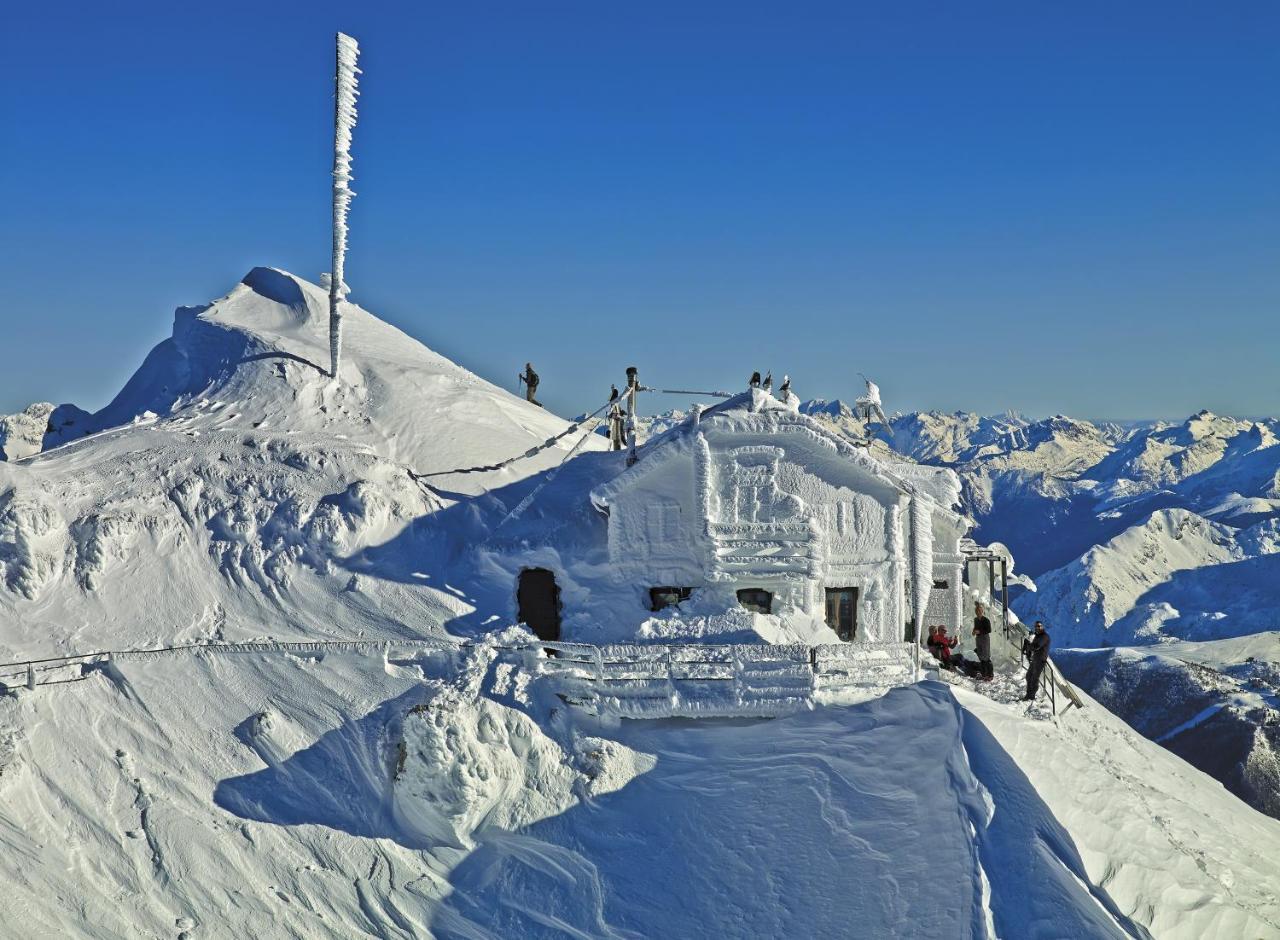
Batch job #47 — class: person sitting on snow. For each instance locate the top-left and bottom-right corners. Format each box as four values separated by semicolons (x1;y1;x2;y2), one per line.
927;626;958;667
926;625;943;660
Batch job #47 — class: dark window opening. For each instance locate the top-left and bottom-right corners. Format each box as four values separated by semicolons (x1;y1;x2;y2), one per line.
824;587;858;642
650;587;693;611
517;568;562;641
736;588;773;614
933;579;950;590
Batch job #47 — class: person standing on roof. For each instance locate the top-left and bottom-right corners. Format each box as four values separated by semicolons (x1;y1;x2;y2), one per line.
519;362;541;407
1022;620;1051;701
973;603;993;682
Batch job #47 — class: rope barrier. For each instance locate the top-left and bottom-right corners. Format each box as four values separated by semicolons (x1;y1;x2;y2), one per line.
407;382;737;481
489;407;610;533
411;394;618;479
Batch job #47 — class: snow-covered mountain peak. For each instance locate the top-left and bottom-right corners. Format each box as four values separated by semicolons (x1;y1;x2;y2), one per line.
15;268;597;478
0;269;605;646
797;398;857;419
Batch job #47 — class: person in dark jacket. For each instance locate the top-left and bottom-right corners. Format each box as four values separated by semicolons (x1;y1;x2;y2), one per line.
1022;620;1051;701
519;363;541;406
973;604;993;681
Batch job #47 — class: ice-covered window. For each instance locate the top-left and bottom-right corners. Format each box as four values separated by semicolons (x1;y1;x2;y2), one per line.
649;586;693;611
646;502;681;542
737;588;773;614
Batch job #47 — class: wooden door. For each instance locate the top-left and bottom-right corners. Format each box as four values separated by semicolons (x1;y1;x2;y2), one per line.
824;587;858;641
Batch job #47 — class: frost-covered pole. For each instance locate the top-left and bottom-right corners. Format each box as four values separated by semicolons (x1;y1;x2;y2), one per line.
328;32;361;379
625;366;640;466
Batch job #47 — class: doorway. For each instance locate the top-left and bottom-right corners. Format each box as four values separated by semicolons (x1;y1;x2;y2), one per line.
825;587;858;641
517;568;561;641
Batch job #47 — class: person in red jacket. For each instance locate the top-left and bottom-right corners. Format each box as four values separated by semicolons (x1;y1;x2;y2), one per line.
926;626;944;661
933;625;959;668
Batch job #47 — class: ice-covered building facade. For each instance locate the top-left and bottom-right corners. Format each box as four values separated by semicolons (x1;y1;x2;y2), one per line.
490;388;969;646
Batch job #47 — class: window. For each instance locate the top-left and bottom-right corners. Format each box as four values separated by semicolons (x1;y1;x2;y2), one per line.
649;586;693;612
933;579;950;590
646;502;681;542
736;588;774;614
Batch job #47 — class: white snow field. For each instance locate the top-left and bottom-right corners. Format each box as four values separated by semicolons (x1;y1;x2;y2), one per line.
1;270;1279;938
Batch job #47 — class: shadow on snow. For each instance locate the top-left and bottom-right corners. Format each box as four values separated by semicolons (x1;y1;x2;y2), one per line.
213;686;435;849
429;682;1148;940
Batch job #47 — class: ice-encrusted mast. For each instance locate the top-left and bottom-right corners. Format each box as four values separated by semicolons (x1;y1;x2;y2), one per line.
328;32;361;379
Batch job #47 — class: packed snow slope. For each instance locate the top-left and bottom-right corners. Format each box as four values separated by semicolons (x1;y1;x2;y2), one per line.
2;641;1278;939
0;268;604;653
1055;635;1280;818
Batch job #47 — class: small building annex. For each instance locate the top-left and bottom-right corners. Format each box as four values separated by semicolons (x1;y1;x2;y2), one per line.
496;387;970;647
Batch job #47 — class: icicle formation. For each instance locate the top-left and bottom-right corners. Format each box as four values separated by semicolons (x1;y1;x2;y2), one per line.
909;494;935;661
329;31;361;379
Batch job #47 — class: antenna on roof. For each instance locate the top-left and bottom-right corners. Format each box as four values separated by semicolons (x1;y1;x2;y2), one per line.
328;32;361;380
855;373;893;439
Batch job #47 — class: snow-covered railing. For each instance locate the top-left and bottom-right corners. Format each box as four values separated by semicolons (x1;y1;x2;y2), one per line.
528;641;916;719
0;637;916;718
0;638;461;693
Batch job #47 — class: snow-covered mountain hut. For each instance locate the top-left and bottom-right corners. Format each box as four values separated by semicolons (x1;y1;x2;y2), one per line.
496;388;969;645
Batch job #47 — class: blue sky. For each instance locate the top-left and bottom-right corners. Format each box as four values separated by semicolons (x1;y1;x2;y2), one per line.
3;1;1277;420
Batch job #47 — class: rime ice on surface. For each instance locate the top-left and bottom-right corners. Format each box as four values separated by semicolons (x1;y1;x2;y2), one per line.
557;392;970;645
909;495;935;644
328;31;361;379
